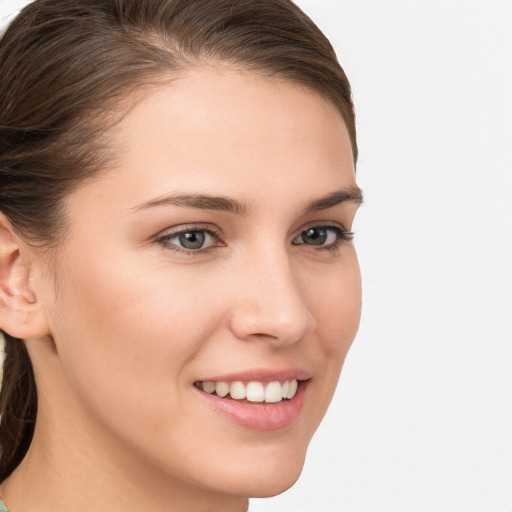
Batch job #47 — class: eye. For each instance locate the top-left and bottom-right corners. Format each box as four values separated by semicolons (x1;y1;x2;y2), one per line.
292;225;353;248
157;227;220;253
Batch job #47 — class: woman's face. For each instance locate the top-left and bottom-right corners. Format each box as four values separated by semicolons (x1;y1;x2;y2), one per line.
32;67;361;499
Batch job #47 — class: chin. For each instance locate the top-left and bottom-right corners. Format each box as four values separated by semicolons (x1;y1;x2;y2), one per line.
211;445;308;499
246;469;303;498
224;468;304;499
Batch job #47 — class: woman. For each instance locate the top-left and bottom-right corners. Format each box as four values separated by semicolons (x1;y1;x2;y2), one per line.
0;0;362;510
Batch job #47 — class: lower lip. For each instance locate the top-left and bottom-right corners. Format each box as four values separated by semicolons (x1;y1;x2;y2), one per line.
194;381;309;431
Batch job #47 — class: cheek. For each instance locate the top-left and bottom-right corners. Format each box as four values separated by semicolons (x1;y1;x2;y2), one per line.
307;252;361;405
48;251;224;422
298;250;361;414
306;251;362;356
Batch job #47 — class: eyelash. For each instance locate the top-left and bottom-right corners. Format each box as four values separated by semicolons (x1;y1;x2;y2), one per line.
156;223;354;255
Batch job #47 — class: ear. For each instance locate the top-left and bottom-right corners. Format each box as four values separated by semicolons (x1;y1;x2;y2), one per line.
0;212;51;339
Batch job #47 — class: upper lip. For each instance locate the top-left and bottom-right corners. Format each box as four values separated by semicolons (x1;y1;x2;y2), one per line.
195;368;312;383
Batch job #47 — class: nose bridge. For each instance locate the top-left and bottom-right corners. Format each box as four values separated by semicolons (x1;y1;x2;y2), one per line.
229;240;315;345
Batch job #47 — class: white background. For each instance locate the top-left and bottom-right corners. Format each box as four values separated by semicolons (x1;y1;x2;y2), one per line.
1;1;511;511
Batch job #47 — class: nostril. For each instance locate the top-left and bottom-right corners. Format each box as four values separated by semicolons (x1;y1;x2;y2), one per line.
250;332;279;339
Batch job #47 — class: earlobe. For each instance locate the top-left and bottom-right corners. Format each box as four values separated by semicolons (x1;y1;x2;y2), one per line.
0;212;50;339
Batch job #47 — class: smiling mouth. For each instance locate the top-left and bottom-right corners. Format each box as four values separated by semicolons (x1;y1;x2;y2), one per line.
194;379;299;404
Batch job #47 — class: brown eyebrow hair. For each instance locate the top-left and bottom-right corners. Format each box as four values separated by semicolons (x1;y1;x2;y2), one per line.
131;186;363;215
303;186;363;212
131;194;249;215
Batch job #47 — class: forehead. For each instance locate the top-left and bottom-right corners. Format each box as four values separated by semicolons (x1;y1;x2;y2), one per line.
118;68;352;169
65;67;356;221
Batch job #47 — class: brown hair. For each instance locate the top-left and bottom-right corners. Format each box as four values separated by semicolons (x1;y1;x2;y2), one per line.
0;0;357;480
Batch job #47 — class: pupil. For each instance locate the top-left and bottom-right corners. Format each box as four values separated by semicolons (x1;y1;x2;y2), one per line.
179;231;205;249
303;228;327;245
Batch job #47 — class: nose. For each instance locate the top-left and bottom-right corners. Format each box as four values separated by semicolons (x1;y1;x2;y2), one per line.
228;247;316;347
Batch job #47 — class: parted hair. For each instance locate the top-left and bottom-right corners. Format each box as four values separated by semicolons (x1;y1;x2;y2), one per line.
0;0;356;480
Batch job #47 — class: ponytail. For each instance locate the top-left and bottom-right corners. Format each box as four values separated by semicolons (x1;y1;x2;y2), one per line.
0;333;37;481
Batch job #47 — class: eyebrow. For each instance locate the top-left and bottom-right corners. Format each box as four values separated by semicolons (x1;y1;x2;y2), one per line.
132;193;249;215
303;186;363;212
131;186;363;215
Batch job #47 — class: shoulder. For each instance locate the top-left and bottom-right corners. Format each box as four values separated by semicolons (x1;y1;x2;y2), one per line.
0;497;9;512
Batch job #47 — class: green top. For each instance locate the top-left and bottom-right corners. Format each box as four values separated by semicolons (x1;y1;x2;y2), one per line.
0;497;9;512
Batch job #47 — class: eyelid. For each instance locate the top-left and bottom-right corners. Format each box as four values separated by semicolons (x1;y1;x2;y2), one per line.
155;222;221;237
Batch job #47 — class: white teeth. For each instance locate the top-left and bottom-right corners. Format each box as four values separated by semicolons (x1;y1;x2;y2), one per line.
265;381;283;403
287;379;298;399
215;381;230;397
230;381;246;400
282;380;290;398
246;381;265;402
199;379;299;403
203;381;216;394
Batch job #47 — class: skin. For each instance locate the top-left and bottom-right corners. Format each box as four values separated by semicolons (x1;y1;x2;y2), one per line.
0;66;361;512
